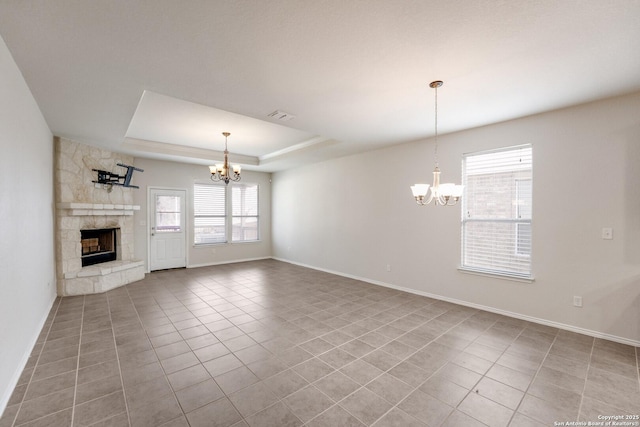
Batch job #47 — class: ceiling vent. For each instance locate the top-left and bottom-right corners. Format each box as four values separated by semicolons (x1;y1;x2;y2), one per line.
268;110;296;121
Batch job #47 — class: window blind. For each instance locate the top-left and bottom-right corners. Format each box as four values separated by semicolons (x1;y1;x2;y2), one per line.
232;184;259;242
194;183;226;244
462;145;533;278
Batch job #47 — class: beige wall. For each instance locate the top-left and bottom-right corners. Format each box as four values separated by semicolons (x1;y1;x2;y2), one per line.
132;158;272;270
272;91;640;345
0;36;56;412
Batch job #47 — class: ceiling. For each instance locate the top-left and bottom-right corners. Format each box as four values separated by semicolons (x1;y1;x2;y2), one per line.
1;1;639;172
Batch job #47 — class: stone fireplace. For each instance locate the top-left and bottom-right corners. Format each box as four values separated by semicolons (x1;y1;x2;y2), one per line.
55;137;145;296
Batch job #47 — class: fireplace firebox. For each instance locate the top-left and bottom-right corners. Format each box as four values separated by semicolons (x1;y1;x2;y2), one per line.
81;228;118;267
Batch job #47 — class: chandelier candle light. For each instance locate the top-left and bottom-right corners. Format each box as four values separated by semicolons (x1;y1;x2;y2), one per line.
410;81;463;206
209;132;241;185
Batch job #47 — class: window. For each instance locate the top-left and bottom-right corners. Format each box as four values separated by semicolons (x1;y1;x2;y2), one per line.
232;184;259;242
193;182;260;245
155;195;182;232
194;183;226;244
461;145;533;279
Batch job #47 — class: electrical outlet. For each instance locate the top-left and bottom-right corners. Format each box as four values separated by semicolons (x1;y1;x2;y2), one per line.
573;296;583;307
601;228;613;240
386;264;391;272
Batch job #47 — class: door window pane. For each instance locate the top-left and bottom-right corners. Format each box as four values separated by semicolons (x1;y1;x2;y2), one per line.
156;195;181;232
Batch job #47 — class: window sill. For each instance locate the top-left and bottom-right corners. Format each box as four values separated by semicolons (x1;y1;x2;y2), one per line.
194;243;225;248
193;240;262;248
457;267;535;283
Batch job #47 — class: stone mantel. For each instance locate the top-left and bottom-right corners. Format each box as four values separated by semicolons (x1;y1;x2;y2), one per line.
57;202;141;216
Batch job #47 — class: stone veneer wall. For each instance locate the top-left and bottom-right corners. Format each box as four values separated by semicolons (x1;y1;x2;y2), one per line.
55;137;144;296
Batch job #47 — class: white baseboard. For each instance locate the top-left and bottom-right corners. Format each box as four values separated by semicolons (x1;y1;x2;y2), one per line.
272;257;640;348
0;295;57;418
188;256;272;269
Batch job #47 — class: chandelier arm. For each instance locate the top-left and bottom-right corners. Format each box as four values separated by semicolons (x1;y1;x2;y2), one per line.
424;191;435;205
445;196;459;206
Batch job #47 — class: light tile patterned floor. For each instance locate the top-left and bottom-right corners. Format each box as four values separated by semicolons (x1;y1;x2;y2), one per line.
1;260;639;426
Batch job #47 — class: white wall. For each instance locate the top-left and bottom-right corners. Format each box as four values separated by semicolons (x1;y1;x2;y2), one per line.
272;92;640;345
132;158;272;270
0;37;56;413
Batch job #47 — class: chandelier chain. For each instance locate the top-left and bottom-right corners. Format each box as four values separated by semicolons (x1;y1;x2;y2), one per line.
223;131;230;152
434;83;439;167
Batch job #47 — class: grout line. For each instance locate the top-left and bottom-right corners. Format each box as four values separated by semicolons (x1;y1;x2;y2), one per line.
106;289;133;427
70;295;86;427
636;346;640;398
575;336;596;422
506;328;564;426
8;298;63;427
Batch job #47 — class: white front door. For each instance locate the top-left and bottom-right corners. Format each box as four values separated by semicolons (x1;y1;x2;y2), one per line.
149;188;186;271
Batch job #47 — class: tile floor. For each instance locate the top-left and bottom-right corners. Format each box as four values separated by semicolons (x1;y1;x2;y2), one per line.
1;259;639;427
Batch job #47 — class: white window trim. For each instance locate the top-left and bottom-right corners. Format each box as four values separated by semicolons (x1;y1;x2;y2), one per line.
193;182;261;247
461;144;534;281
457;266;535;283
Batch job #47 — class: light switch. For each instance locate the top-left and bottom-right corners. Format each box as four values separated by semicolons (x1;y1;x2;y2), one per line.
602;227;613;240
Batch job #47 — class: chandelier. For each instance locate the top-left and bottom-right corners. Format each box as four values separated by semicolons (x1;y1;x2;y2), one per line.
209;132;241;185
410;81;463;206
